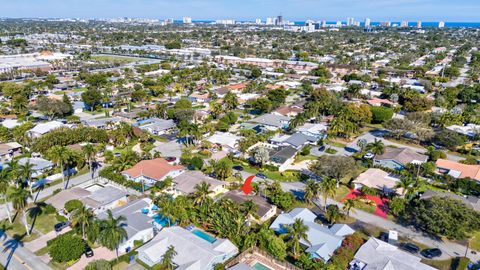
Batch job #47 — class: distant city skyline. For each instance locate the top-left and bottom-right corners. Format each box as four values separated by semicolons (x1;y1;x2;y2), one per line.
1;0;479;22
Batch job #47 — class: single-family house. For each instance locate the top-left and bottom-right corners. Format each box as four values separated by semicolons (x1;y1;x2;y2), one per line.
82;117;123;129
18;157;54;177
269;145;298;171
296;123;328;139
349;238;436;270
137;226;238;269
270;208;354;262
353;168;403;195
122;158;184;186
270;133;317;150
207;132;241;152
166;171;228;198
247;113;290;131
435;159;480;181
27;121;65;138
373;147;428;170
446;124;480;138
0;142;22;163
273;105;304;117
138;118;176;135
97;198;155;253
223;190;277;223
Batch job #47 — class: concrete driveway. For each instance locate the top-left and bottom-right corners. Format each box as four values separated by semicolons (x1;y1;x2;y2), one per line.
67;247;116;270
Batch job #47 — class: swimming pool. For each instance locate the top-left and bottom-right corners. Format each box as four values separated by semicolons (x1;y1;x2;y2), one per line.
191;229;216;243
253;263;271;270
152;214;171;227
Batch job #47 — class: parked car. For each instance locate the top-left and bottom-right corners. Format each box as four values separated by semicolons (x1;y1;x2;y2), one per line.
363;152;375;159
399;243;420;254
318;145;326;152
420;248;442;258
54;221;71;232
256;173;267;179
233;165;244;171
84;243;94;257
165;156;177;162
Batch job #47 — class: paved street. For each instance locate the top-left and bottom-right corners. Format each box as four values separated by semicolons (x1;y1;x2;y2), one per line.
347;131;465;162
0;234;51;270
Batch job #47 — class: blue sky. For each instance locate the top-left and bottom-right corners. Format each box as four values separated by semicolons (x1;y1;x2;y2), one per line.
1;0;479;21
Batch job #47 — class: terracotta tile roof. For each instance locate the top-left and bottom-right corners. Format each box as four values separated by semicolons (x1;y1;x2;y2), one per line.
435;159;480;181
122;158;184;181
274;106;304;116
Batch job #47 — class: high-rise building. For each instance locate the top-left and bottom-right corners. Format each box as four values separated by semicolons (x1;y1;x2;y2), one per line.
182;16;192;24
266;17;274;25
346;17;355;26
321;20;327;28
276;15;283;26
400;20;408;27
255;18;262;24
438;21;445;28
364;18;371;28
417;21;422;28
165;18;174;25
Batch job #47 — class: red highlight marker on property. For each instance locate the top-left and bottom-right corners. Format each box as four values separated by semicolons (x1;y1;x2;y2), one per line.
241;175;254;195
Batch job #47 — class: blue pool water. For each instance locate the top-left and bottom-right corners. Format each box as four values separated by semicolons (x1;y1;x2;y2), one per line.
153;214;171;227
253;263;271;270
191;229;216;243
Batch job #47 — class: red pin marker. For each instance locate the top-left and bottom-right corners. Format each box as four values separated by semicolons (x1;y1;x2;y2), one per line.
241;175;254;195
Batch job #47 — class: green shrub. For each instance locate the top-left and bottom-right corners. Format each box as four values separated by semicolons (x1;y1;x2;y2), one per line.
370;106;394;124
189;156;204;170
85;260;112;270
64;199;83;213
44;204;57;214
325;148;337;154
48;234;85;263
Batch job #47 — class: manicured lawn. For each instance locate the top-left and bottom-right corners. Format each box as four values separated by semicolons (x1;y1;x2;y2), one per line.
469;231;480;251
0;220;39;242
294;154;317;163
91;55;143;63
27;213;60;234
231;160;302;182
421;257;469;270
333;185;351;201
325;140;347;148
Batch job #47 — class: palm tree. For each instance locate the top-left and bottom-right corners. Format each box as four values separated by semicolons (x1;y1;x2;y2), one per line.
19;161;35;196
4;160;20;187
284;218;310;259
46;146;70;189
161;245;177;270
303;180;319;204
342;198;357;218
325;204;343;224
9;187;31;235
82;144;96;179
366;139;385;155
193;182;212;206
112;150;139;172
0;170;13;223
98;210;128;259
319;177;337;211
395;176;415;196
71;206;95;239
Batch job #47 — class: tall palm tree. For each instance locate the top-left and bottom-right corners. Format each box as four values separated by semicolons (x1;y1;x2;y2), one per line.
366;139;385;155
284;218;310;259
46;145;70;189
82;144;96;179
342;198;357;218
112;150;139;172
161;245;177;270
193;182;212;206
319;177;337;211
0;170;13;223
98;210;128;259
9;187;31;235
4;160;20;187
19;161;35;196
395;176;415;196
325;205;343;224
303;180;319;204
71;205;95;239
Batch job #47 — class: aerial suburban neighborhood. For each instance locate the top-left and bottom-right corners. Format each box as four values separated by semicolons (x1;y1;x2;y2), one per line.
0;2;479;270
